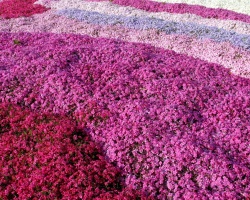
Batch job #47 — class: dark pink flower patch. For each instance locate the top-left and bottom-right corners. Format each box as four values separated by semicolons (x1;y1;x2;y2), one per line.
0;102;149;199
0;0;49;19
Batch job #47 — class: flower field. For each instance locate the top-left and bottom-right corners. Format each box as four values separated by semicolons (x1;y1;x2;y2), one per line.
0;0;249;199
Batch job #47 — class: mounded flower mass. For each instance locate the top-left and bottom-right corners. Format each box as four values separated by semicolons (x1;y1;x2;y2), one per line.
1;0;250;199
0;32;249;199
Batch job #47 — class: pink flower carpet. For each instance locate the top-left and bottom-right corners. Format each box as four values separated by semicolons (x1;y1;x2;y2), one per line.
0;0;249;199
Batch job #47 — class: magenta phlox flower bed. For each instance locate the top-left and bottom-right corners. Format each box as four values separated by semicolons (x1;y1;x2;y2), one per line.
0;102;149;199
0;0;250;199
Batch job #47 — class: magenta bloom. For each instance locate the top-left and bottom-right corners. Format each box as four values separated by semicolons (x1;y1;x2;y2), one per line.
0;0;49;19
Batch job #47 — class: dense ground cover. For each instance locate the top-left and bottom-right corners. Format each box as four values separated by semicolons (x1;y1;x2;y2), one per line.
0;32;249;199
86;0;250;23
0;102;148;199
0;0;250;199
0;0;48;19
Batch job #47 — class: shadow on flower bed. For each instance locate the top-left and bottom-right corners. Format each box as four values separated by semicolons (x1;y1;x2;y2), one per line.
0;102;149;199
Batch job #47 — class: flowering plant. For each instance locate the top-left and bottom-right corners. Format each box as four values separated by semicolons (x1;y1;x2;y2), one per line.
0;0;249;199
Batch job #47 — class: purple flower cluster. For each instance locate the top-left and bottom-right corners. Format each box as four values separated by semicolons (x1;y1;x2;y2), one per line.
0;32;250;199
57;9;250;51
0;102;149;199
